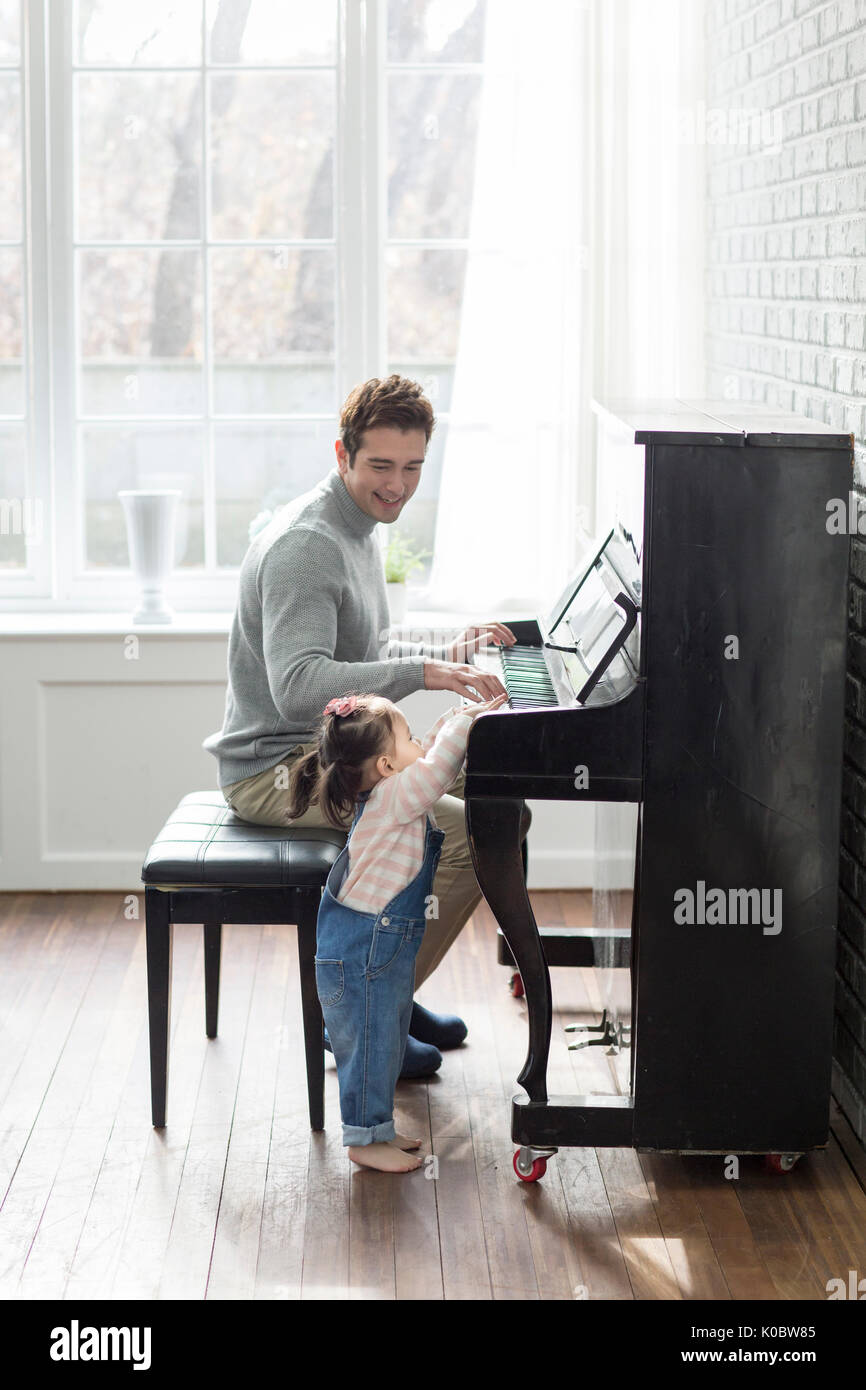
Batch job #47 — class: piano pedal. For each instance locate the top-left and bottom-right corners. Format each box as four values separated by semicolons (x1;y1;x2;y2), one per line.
564;1007;612;1037
566;1008;629;1054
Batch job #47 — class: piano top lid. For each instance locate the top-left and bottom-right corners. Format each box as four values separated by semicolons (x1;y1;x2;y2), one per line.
592;397;852;450
682;399;852;449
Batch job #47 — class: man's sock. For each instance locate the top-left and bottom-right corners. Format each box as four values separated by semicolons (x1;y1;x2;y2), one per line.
409;1001;468;1049
324;1028;442;1078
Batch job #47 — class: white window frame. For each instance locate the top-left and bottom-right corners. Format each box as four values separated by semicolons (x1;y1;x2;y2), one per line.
1;0;52;602
1;0;397;612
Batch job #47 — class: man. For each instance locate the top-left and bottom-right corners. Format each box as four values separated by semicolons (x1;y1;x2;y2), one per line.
203;374;530;1076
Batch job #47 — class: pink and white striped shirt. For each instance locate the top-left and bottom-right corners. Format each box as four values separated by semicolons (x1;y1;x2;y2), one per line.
336;704;473;914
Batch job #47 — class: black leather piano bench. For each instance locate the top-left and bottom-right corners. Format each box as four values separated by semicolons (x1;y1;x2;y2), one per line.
141;790;347;1133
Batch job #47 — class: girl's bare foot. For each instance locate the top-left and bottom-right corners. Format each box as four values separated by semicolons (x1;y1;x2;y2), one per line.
390;1132;422;1151
348;1142;422;1173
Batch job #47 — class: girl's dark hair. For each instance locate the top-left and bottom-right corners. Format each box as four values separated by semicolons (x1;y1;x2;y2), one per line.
285;695;397;829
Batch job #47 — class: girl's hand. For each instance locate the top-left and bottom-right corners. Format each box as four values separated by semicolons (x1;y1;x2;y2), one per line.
463;691;508;721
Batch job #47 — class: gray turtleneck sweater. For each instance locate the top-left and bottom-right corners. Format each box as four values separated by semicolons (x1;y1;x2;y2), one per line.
203;467;446;788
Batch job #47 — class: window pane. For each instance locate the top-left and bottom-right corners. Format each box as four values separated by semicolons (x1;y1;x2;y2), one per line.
386;248;466;361
215;420;334;566
76;0;203;66
76;74;202;241
209;73;334;240
388;0;486;63
388;73;481;239
0;72;20;238
206;0;337;65
210;247;335;414
0;246;24;413
0;0;19;64
0;424;28;569
82;425;204;568
78;249;204;415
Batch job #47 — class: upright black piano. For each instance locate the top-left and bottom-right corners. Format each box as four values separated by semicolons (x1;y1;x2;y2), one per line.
464;398;852;1176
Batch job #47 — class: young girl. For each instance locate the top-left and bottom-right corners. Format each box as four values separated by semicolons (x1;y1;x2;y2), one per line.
287;689;507;1173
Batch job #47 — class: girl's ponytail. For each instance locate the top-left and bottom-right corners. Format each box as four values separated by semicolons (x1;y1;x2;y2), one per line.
283;748;323;823
316;760;366;830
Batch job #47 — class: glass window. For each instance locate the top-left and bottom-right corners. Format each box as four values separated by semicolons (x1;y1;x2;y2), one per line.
0;0;489;604
72;1;338;576
385;0;487;589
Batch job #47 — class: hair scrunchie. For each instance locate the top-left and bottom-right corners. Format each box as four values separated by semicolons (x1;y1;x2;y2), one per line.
323;695;358;717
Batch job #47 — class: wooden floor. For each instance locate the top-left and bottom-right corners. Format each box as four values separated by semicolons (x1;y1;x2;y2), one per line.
1;889;865;1301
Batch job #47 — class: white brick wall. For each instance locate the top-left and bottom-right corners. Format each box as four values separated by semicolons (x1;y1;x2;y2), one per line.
706;0;866;467
705;0;866;1150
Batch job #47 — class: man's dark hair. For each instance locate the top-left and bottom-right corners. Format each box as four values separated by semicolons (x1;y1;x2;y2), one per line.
339;375;436;465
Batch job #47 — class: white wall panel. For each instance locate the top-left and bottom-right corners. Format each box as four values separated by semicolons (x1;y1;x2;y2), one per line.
38;680;226;858
0;631;228;889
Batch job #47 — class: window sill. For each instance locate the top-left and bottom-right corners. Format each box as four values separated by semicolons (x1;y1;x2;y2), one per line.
0;607;528;638
0;611;236;637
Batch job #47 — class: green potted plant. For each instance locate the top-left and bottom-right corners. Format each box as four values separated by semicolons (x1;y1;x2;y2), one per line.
383;532;431;622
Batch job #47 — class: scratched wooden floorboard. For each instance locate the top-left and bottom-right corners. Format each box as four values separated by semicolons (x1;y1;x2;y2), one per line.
439;910;539;1301
0;895;118;1297
0;890;864;1301
476;895;598;1300
17;907;145;1300
65;921;200;1300
109;922;217;1300
206;924;292;1300
423;912;500;1300
540;892;636;1299
252;933;309;1300
157;922;264;1300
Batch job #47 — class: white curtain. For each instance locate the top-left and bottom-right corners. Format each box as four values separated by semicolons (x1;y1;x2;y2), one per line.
422;0;591;616
590;0;706;908
422;0;704;617
593;0;706;405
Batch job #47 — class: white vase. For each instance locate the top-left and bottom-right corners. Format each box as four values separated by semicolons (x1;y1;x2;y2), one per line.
138;471;191;565
118;489;181;624
387;580;407;623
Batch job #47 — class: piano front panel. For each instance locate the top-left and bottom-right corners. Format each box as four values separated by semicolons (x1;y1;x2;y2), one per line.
632;441;851;1151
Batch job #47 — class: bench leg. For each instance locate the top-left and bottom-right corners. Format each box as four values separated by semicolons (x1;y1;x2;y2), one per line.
204;922;221;1039
296;894;325;1131
145;887;173;1128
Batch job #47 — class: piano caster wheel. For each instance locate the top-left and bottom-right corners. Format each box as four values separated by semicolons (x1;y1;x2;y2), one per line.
509;971;525;998
513;1146;556;1182
765;1153;802;1174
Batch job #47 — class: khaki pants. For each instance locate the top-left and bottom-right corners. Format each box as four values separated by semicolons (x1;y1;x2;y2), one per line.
222;745;530;990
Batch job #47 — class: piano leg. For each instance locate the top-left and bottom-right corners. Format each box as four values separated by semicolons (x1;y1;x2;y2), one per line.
465;796;551;1103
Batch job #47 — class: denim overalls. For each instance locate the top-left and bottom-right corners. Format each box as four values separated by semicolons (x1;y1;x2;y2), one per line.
315;792;445;1146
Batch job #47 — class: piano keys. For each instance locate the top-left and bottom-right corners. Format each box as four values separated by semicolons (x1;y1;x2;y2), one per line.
463;398;852;1175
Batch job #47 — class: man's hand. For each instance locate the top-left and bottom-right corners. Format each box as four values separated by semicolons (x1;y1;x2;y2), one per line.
445;622;517;664
423;659;507;702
